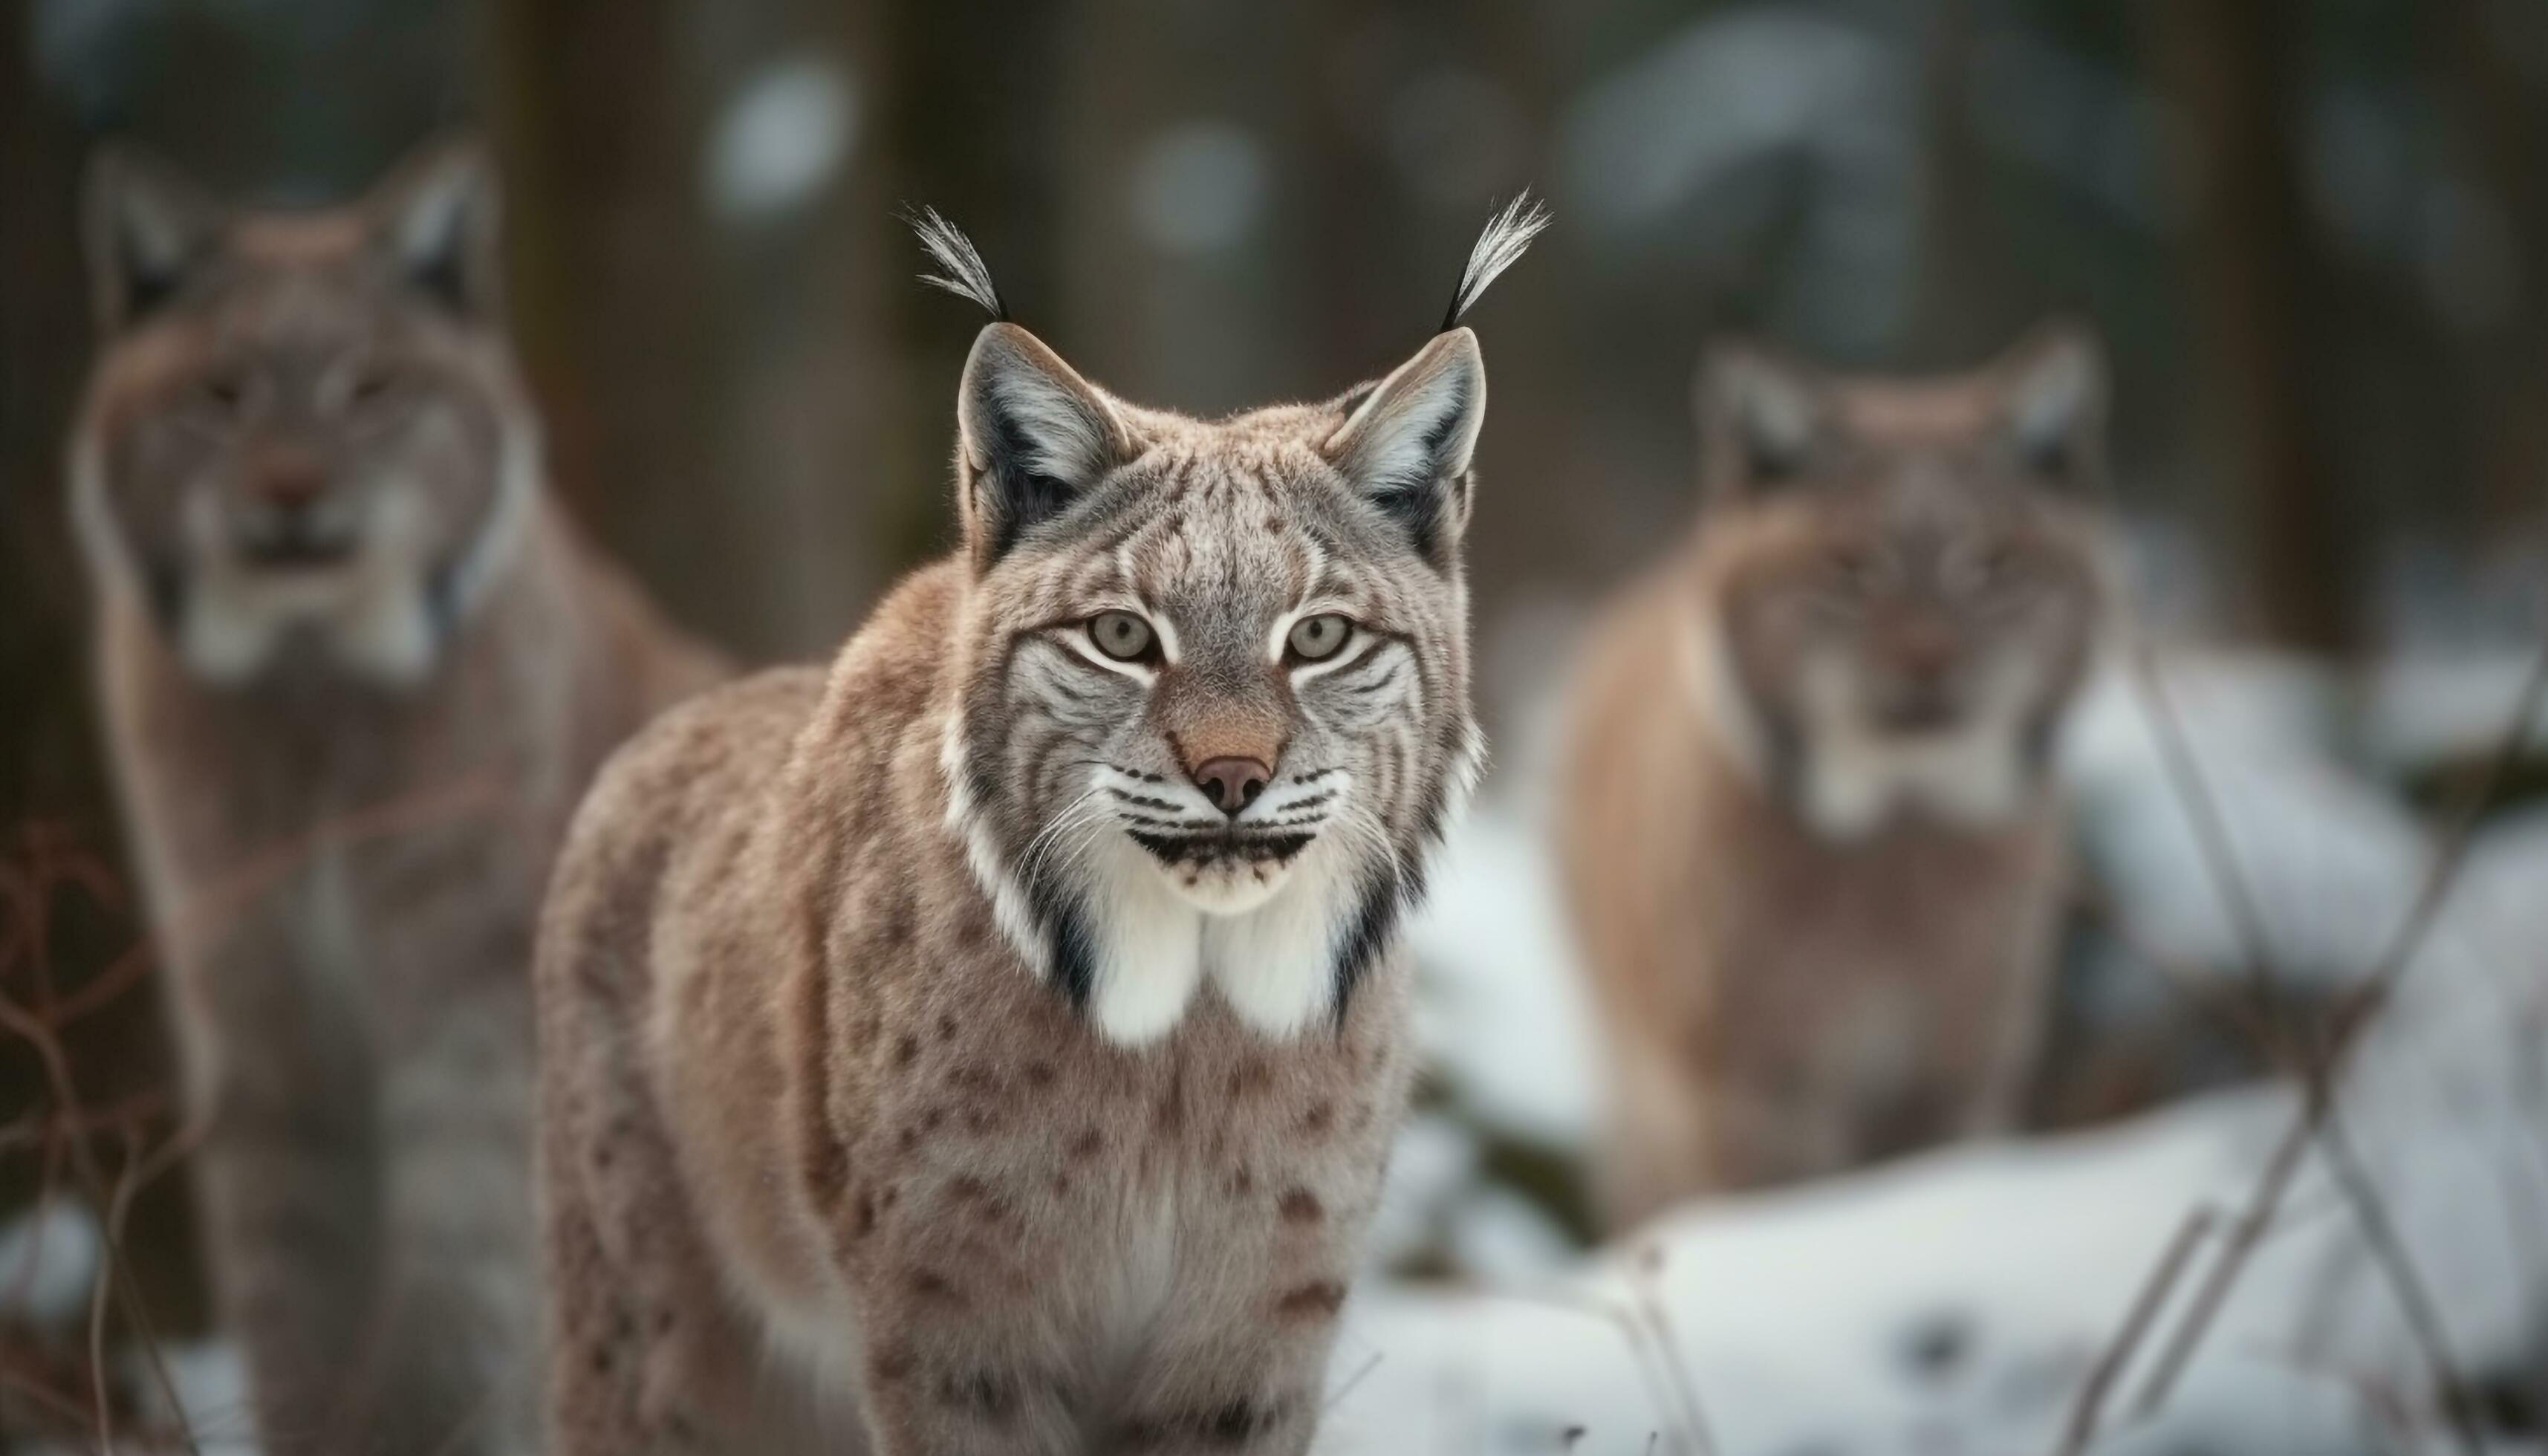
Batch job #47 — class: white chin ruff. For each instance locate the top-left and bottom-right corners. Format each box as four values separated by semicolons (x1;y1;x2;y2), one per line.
943;752;1354;1047
1087;835;1351;1045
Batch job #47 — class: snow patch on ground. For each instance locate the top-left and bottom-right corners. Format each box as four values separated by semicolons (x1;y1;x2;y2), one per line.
1337;645;2548;1452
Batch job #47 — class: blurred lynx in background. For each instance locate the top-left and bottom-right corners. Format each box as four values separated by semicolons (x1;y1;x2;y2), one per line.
1559;328;2115;1229
68;140;725;1455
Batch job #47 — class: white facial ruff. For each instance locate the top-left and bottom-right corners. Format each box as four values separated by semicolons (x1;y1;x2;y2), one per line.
76;417;541;689
943;717;1411;1046
1793;652;2040;839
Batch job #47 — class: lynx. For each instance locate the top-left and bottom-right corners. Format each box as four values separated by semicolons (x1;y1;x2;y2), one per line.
68;141;724;1455
533;203;1539;1455
1558;328;2113;1229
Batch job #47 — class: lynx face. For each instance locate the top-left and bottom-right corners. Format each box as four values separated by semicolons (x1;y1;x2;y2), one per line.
1691;331;2111;839
71;146;533;688
942;325;1489;1046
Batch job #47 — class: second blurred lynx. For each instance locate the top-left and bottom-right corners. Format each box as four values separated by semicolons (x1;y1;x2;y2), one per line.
70;141;725;1455
1559;328;2114;1228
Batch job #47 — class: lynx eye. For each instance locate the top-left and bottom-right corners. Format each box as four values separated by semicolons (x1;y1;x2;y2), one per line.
1828;547;1878;588
349;368;399;406
199;371;251;414
1285;613;1353;662
1088;611;1157;663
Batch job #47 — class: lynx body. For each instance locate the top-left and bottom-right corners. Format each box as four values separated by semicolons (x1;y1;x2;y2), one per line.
534;211;1536;1454
69;143;724;1455
1559;331;2114;1227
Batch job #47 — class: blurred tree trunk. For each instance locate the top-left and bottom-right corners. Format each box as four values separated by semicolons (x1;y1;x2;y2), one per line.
488;0;905;657
876;0;1074;565
1907;0;2007;366
697;0;906;649
2146;0;2362;654
483;0;738;641
2433;2;2548;542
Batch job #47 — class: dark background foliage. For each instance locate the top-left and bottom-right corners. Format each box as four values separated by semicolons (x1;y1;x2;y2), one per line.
2;0;2544;1362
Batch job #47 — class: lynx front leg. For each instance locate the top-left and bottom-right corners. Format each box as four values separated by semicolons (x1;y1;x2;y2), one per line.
195;1057;382;1456
1099;1278;1347;1456
1598;1032;1721;1228
350;990;541;1456
855;1318;1079;1456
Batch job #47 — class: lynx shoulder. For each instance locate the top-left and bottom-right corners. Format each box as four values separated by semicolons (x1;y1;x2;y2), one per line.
1558;326;2115;1227
69;139;724;1456
534;201;1540;1455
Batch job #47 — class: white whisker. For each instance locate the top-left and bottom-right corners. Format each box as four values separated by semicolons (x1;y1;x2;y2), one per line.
1015;787;1109;883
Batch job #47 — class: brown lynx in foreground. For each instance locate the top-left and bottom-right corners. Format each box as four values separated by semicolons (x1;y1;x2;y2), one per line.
70;142;724;1455
534;204;1538;1454
1559;328;2114;1229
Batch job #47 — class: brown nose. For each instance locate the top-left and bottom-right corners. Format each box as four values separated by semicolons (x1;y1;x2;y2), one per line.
1192;757;1272;817
1886;618;1960;680
251;456;331;510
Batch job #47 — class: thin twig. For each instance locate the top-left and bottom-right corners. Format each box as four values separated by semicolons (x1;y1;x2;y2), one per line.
1498;1287;1698;1456
2124;645;2292;1065
2055;1204;2218;1456
2120;633;2548;1423
1324;1351;1385;1414
0;994;199;1456
2068;879;2278;1053
1628;1247;1720;1456
2315;1105;2489;1455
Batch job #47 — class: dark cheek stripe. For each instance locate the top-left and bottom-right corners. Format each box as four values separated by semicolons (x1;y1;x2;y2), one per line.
964;605;1470;1029
143;556;188;637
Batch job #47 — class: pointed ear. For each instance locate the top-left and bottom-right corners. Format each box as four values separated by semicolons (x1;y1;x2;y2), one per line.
956;323;1135;566
82;144;224;334
365;138;502;321
1696;342;1824;501
1994;322;2107;490
1321;328;1486;565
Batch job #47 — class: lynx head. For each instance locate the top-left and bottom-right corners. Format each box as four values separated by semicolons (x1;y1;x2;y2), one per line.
922;200;1543;1045
1687;325;2113;839
69;139;534;688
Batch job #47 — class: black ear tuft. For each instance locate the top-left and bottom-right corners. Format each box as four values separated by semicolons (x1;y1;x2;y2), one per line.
82;144;224;333
907;206;1009;321
1439;192;1549;332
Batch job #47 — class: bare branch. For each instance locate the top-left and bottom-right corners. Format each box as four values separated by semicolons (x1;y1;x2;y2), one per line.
1629;1247;1720;1456
2315;1105;2489;1455
2112;630;2548;1431
2055;1204;2218;1456
2122;643;2293;1065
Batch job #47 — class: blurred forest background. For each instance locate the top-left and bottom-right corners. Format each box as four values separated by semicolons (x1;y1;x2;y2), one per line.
3;0;2547;1401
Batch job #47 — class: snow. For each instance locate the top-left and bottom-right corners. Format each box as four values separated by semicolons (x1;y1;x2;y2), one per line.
1324;1094;2295;1455
1408;802;1608;1152
2361;651;2548;770
1330;643;2548;1452
0;1200;103;1327
24;641;2541;1454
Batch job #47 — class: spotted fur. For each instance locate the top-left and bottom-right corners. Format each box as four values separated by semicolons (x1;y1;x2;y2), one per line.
68;140;726;1456
1559;325;2116;1228
536;211;1530;1454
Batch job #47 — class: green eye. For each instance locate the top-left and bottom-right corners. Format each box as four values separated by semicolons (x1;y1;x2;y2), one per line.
1286;613;1353;661
1088;611;1155;663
